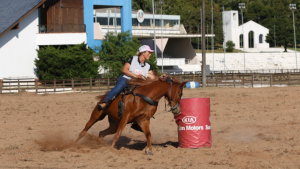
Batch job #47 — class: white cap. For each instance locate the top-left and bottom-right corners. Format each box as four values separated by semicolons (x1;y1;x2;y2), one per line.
139;45;154;53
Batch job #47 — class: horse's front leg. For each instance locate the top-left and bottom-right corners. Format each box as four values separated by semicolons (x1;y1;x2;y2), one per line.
111;112;130;148
139;120;153;155
75;105;106;143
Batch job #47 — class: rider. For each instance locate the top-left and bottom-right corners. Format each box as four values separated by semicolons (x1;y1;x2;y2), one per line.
97;45;156;111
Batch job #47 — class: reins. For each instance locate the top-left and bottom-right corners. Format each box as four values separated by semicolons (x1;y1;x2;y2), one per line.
166;77;179;112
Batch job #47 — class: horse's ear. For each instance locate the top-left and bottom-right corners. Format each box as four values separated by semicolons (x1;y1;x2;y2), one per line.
180;81;188;88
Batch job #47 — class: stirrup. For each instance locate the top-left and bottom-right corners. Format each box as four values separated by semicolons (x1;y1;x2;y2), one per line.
97;103;106;111
97;104;103;111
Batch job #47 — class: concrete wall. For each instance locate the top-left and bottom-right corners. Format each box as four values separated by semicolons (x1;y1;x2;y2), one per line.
197;53;299;72
36;33;86;45
0;9;39;79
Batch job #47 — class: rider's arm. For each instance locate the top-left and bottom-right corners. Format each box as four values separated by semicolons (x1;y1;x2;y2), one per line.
122;63;142;78
148;70;155;79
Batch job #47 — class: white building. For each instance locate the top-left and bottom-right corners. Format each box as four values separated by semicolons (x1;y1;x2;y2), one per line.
0;0;86;80
222;10;269;50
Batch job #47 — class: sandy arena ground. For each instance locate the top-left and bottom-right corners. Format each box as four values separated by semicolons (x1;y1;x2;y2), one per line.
0;86;300;169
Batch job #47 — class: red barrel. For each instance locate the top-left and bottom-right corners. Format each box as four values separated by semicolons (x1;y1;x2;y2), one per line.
175;98;211;148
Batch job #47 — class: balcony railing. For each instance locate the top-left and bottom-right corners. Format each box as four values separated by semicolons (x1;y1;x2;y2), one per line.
38;24;86;33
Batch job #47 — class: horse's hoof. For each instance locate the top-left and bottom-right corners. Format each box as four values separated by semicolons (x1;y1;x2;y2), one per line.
145;149;153;155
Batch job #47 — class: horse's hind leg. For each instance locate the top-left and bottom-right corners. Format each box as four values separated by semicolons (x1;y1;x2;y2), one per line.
139;120;153;155
75;105;106;143
99;117;119;140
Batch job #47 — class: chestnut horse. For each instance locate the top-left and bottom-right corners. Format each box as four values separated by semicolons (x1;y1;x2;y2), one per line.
75;76;187;155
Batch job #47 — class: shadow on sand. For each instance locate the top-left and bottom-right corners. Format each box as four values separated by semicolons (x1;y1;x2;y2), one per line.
114;136;178;150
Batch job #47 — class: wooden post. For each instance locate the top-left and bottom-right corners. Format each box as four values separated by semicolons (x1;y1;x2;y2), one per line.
233;74;236;87
80;79;82;91
252;74;254;88
288;72;290;86
90;77;92;91
54;79;56;93
215;74;218;87
107;77;110;90
242;74;245;86
72;78;74;90
63;80;65;91
0;79;2;94
99;77;101;90
18;79;20;92
35;78;38;93
270;74;272;87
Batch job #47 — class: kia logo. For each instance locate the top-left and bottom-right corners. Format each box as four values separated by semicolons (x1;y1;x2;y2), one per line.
182;116;197;124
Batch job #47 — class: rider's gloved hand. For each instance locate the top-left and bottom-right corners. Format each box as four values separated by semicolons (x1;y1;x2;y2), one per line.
135;75;144;79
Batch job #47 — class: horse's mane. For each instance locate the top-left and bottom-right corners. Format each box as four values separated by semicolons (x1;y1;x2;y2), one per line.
128;73;181;86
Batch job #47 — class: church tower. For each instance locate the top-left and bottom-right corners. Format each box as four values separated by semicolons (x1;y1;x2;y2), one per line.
222;10;239;49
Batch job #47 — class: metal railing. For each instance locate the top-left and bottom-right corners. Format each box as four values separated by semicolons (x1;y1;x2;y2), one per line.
38;24;86;33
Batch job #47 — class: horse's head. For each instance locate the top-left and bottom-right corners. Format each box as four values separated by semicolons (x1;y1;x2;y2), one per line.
165;77;188;116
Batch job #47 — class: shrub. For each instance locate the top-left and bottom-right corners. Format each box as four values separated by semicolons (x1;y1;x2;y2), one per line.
35;43;100;80
226;40;235;52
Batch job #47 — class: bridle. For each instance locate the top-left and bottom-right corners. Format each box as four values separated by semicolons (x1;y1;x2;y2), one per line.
165;77;181;112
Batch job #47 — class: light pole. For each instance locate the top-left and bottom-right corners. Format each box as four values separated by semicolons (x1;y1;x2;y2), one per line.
290;4;297;69
200;8;202;52
239;3;246;72
152;0;157;57
189;10;191;43
107;10;111;40
222;6;226;74
201;0;206;87
206;24;209;51
211;0;214;75
274;25;276;51
159;0;164;72
114;8;117;36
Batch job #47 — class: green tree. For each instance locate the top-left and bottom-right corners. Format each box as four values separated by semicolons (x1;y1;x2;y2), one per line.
96;31;159;78
35;43;100;80
132;0;153;12
226;40;235;52
265;0;299;52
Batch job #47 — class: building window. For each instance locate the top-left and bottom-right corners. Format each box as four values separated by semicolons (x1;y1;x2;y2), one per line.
164;20;179;27
96;17;115;26
248;31;254;48
259;34;263;43
155;19;162;27
240;34;244;48
233;13;237;20
116;18;121;26
140;19;151;26
132;19;139;26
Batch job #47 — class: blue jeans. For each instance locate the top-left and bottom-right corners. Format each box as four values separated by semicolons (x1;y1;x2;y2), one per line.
103;76;128;102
